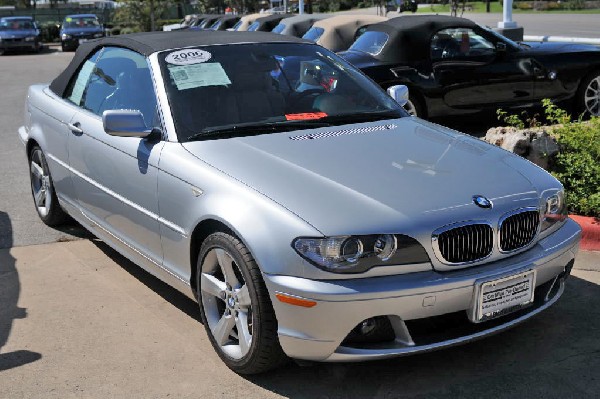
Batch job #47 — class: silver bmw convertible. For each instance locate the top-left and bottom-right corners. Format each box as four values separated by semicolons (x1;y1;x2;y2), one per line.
19;31;581;374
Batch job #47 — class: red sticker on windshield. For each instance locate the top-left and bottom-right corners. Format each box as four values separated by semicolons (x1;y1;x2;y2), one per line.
285;112;328;121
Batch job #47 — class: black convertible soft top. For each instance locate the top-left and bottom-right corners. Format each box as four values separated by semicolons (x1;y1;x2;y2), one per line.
49;30;309;97
365;15;478;63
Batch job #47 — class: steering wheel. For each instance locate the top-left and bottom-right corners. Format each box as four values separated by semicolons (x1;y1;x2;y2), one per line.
288;88;324;110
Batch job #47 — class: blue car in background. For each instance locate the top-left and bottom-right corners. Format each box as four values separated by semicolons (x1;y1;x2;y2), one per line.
60;14;104;52
0;16;42;55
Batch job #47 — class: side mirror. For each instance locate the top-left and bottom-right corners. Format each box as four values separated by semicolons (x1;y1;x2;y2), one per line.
103;110;152;138
387;85;409;107
496;42;507;52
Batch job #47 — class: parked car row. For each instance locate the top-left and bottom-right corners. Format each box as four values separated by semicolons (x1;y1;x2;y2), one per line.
0;13;105;55
165;13;600;118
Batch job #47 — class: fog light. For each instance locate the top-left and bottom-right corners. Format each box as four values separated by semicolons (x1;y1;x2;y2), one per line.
360;318;376;335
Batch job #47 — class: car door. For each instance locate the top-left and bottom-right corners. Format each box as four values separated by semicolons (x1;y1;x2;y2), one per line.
430;27;535;110
65;46;165;265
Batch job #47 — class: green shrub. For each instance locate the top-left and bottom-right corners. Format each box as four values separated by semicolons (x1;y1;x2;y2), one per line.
551;118;600;217
495;101;599;216
566;0;586;9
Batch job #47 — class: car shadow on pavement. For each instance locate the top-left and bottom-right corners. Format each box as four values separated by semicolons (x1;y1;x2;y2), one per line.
0;211;42;371
90;239;201;323
247;275;600;398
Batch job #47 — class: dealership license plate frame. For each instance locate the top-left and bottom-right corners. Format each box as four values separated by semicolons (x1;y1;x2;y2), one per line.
471;270;536;323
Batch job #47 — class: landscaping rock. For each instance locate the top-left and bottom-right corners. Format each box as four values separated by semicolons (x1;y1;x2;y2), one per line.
482;126;559;169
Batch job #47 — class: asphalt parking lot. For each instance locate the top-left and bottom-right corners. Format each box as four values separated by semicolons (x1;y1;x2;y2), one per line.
1;44;599;398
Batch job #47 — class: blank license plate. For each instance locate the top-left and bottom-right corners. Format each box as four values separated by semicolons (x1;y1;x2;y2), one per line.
475;271;535;322
78;39;88;44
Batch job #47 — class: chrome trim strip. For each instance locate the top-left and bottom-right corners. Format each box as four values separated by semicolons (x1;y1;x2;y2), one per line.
326;280;565;362
78;210;188;285
47;153;187;237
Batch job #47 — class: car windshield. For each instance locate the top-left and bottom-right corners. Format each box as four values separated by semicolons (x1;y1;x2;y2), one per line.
247;21;260;31
302;27;324;42
349;31;389;55
159;43;404;142
480;25;521;49
63;16;100;28
0;19;34;30
232;19;243;30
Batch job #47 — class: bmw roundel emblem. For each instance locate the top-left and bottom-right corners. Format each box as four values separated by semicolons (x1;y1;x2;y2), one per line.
473;195;492;209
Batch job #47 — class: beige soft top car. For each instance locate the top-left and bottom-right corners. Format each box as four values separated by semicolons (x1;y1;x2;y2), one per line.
231;13;263;31
302;14;388;52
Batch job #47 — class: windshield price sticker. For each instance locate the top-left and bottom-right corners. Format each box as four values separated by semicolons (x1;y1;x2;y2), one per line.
169;63;231;90
166;49;212;65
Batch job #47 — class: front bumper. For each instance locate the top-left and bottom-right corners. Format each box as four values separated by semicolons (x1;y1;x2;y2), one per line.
264;218;581;361
1;39;38;51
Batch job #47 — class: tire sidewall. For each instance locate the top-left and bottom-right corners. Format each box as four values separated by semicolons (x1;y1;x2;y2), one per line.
577;70;600;118
196;233;265;371
29;145;64;226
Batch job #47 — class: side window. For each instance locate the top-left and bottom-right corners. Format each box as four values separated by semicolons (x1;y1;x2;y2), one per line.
430;28;495;62
66;48;103;106
67;47;158;128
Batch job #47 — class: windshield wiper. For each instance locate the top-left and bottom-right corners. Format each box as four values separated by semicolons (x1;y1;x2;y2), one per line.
318;111;402;125
186;120;332;142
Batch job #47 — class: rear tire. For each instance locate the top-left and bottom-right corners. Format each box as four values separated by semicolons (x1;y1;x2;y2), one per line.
196;232;287;374
29;145;68;227
576;70;600;118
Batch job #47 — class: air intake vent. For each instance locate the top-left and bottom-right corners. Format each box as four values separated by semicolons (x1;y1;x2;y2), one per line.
289;124;397;141
433;224;493;264
499;210;539;253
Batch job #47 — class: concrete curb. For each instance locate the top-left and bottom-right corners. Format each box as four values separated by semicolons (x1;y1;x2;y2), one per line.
570;215;600;252
523;35;600;45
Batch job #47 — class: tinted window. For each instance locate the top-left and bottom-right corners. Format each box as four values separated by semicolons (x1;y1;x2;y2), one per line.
271;23;285;34
159;43;404;142
431;28;495;61
349;31;389;55
232;19;243;31
67;47;157;128
63;16;100;28
302;27;324;42
0;18;34;30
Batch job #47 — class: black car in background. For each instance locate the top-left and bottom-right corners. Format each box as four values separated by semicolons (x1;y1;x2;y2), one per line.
339;15;600;118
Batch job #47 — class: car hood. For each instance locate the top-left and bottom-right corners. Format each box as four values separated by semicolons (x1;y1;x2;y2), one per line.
0;29;38;38
520;41;600;54
182;118;550;236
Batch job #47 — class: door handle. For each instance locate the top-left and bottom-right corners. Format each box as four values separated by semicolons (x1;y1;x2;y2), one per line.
68;122;83;134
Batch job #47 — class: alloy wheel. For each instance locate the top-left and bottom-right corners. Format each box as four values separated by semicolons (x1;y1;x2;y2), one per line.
584;76;600;116
30;148;52;218
200;247;253;360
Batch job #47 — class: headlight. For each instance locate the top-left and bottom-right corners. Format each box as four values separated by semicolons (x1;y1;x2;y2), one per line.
293;234;428;273
93;33;103;38
24;36;36;42
540;190;568;233
62;34;71;40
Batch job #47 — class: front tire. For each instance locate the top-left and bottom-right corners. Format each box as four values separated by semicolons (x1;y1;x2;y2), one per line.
29;145;67;226
576;70;600;117
196;232;286;374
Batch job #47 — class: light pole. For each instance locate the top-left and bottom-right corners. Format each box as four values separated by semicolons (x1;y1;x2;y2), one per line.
495;0;524;41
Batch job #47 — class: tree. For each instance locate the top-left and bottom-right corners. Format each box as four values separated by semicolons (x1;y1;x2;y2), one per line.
114;0;171;32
